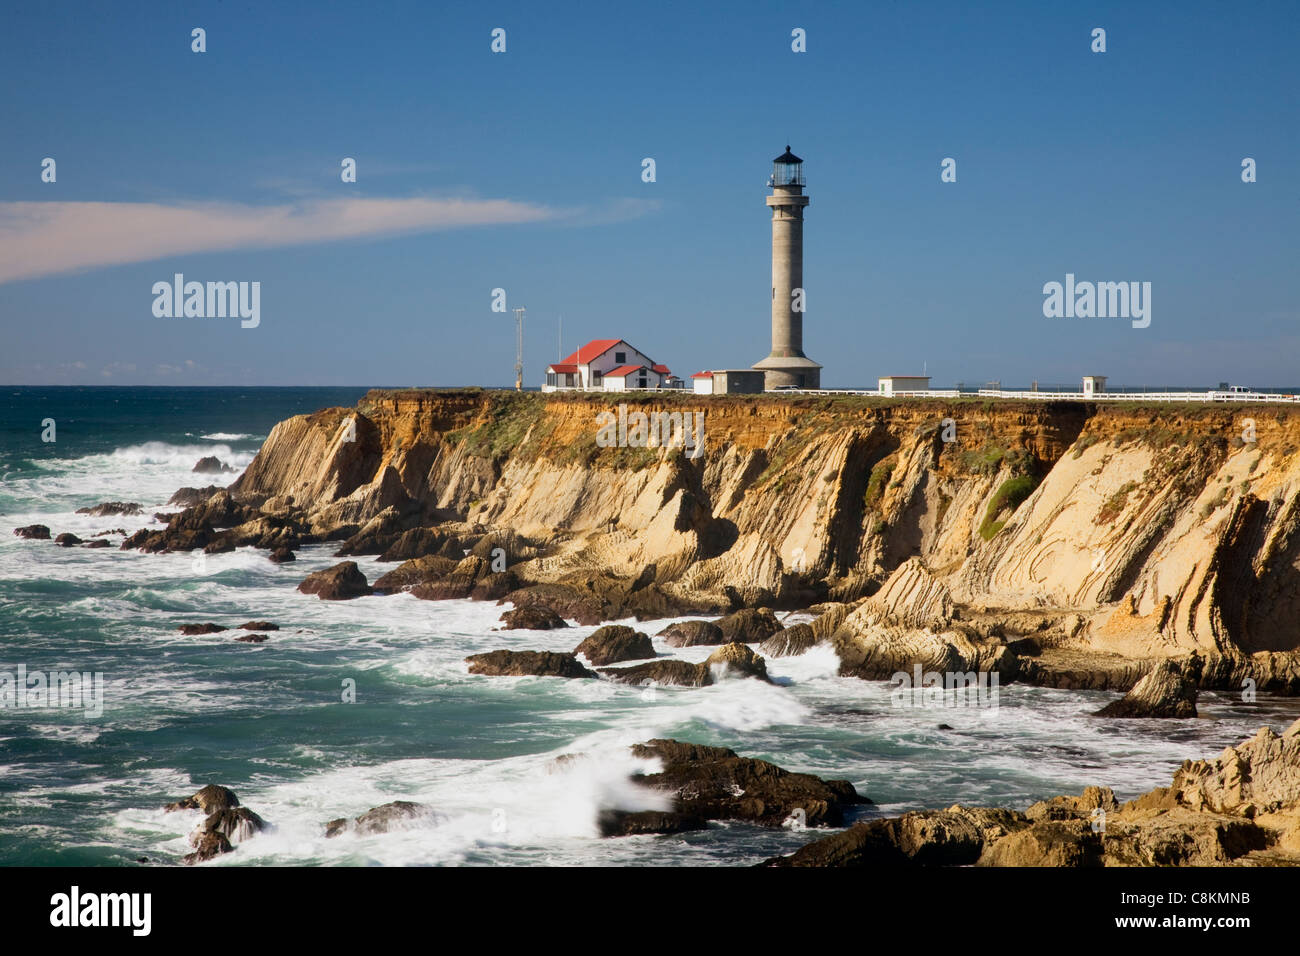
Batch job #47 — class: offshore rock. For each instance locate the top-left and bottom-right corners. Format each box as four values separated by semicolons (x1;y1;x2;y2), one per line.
465;649;596;679
164;784;241;814
76;501;142;517
627;739;865;828
657;620;726;647
574;625;655;665
297;561;372;600
325;801;436;838
715;607;784;643
1094;658;1199;718
498;604;569;630
760;622;818;657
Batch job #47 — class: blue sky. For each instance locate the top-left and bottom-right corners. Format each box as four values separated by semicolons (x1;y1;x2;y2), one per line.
1;0;1296;388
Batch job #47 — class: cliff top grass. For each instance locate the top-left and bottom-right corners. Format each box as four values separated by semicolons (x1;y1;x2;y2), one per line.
362;387;1299;417
361;388;1097;416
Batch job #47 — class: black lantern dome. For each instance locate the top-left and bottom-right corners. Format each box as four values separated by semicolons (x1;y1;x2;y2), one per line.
771;145;804;186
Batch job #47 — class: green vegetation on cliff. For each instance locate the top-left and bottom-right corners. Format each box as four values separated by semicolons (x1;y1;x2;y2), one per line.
980;474;1041;540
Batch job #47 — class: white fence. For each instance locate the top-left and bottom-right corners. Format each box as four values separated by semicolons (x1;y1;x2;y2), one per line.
544;384;1298;403
975;389;1300;403
762;387;1299;403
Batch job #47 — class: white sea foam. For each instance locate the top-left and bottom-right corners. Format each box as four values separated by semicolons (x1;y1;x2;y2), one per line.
109;441;251;470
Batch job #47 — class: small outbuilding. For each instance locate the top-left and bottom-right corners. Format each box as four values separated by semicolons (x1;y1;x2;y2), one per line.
1082;375;1107;397
694;370;766;395
878;375;931;397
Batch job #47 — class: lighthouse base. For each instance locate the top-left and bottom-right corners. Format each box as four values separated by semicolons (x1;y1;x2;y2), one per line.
752;354;822;390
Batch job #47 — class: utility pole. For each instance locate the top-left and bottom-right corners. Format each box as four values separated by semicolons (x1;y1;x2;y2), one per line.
512;307;525;391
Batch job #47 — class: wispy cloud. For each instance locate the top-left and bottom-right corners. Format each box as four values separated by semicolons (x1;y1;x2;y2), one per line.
0;195;653;285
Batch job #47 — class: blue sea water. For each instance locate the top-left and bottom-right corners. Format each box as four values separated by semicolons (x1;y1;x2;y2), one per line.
2;386;1298;866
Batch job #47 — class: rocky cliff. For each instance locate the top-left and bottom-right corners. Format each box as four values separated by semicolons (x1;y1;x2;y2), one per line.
189;390;1300;691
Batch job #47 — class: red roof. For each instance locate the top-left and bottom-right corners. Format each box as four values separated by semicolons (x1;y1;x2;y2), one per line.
547;363;577;373
605;364;649;378
651;364;670;375
559;338;623;365
691;371;713;379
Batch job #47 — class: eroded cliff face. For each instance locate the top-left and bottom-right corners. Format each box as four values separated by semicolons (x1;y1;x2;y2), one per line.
223;390;1300;688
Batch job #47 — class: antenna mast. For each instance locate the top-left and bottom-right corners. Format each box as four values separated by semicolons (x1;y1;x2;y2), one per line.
512;307;525;391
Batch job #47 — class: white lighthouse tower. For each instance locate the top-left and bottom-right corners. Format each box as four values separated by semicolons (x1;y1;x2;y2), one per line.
753;146;821;389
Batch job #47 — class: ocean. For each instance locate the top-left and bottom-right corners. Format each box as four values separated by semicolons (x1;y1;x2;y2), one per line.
2;386;1298;866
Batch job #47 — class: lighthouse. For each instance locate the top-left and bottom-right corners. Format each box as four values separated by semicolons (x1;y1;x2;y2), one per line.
753;146;821;389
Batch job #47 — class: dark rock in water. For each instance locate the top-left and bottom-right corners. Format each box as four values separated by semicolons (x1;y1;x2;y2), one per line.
168;786;269;863
325;800;434;838
83;539;111;548
178;623;227;635
937;724;954;731
234;634;268;643
1095;658;1199;718
75;501;142;517
715;607;784;643
92;528;127;537
120;525;209;553
164;784;241;814
603;645;770;687
628;739;867;828
657;620;726;647
298;561;372;600
202;807;267;842
372;555;458;593
13;524;50;540
269;547;296;563
760;622;818;658
54;533;83;547
465;650;596;679
238;621;279;631
192;456;234;474
597;809;709;837
601;659;710;687
574;625;655;665
203;537;237;554
499;604;568;630
168;485;222;507
119;491;253;554
702;642;771;682
762;807;1028;867
501;584;605;626
182;830;233;864
409;555;488;600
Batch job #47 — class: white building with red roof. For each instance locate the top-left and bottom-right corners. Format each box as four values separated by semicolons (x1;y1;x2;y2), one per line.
543;338;673;392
